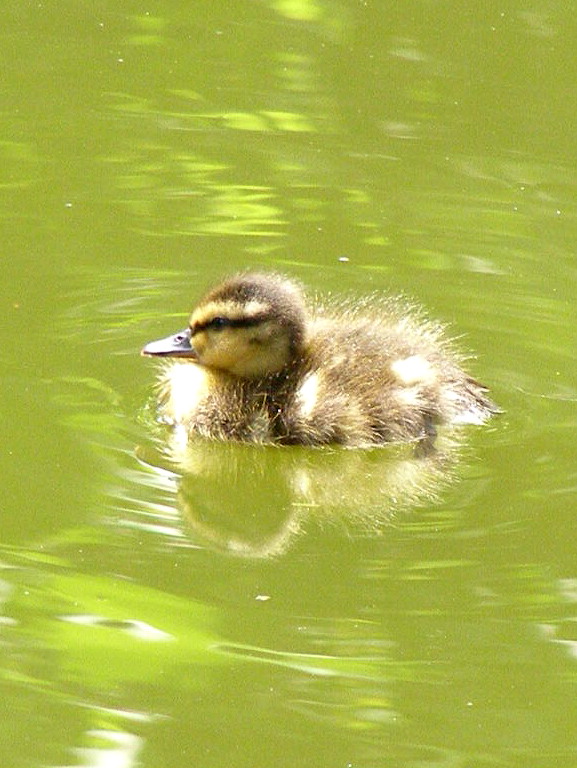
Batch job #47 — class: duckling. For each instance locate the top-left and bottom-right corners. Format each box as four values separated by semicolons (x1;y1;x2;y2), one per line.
141;272;499;447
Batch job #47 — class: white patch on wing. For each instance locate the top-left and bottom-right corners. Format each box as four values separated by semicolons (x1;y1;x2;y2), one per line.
296;372;320;418
390;355;434;386
395;386;422;407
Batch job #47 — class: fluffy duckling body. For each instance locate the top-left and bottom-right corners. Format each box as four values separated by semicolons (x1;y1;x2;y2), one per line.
142;273;498;447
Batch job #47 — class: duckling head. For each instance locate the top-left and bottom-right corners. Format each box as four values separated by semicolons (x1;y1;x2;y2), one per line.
142;273;307;379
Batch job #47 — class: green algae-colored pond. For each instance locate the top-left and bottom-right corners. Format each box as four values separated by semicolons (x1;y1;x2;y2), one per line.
2;2;577;766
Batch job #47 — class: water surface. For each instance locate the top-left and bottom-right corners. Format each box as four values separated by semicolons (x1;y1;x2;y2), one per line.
2;1;577;766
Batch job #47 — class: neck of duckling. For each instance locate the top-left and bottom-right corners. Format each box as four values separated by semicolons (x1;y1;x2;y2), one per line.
246;336;306;392
246;321;306;382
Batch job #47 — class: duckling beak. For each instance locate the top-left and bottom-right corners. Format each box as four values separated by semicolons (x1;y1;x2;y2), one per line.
141;328;197;358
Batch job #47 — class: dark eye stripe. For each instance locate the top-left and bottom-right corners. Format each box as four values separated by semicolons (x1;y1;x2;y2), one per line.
208;316;228;330
192;314;267;333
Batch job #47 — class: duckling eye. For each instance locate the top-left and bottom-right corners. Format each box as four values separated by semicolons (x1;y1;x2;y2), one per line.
208;316;228;331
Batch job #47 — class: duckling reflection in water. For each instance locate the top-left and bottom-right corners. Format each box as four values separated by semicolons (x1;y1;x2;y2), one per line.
142;272;498;448
135;436;461;558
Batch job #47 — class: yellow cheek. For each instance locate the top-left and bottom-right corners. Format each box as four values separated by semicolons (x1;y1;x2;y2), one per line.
204;336;250;370
192;330;208;357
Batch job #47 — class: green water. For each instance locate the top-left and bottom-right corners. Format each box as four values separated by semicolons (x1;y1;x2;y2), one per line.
2;1;577;766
